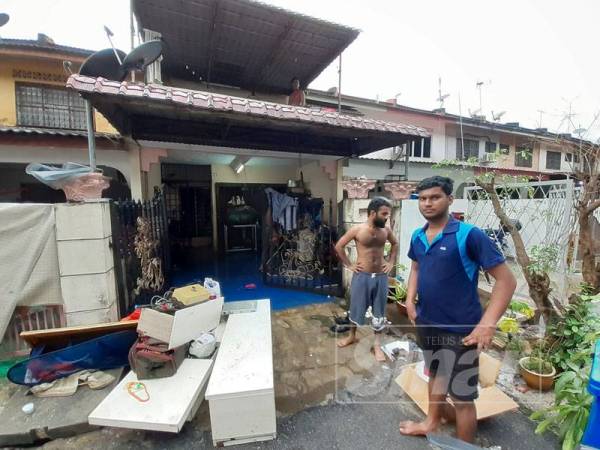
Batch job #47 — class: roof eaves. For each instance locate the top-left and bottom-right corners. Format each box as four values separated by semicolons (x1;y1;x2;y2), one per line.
0;125;122;140
66;75;429;138
0;38;93;57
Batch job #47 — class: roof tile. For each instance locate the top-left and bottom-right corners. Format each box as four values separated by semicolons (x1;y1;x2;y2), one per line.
66;75;429;138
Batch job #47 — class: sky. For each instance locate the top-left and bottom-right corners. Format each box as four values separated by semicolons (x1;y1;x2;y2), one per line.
2;0;600;140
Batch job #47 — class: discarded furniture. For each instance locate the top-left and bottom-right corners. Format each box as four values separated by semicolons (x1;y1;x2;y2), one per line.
137;296;223;349
206;299;276;446
88;358;213;433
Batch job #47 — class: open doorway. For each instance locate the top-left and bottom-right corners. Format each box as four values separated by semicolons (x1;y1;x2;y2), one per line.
161;163;213;269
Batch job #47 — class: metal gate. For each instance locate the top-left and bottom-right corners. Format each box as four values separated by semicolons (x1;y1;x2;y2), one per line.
262;200;342;297
111;191;171;315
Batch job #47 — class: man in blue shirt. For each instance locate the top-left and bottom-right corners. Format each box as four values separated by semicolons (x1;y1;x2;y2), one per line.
399;176;516;443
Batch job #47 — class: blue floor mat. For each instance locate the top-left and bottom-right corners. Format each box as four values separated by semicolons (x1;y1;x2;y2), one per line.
169;252;332;311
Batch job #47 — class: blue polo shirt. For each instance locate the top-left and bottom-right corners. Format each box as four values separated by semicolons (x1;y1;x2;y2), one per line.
408;216;505;333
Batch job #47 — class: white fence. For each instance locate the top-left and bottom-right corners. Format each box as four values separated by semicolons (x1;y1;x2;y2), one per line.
464;179;575;299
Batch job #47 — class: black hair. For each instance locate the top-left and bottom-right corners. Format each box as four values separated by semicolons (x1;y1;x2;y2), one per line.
367;196;392;215
415;176;454;196
291;77;300;83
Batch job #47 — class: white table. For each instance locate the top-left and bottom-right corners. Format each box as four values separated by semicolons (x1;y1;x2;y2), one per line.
205;299;275;446
88;358;213;433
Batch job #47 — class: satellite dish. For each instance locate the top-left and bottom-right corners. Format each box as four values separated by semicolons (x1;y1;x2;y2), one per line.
79;48;127;81
120;40;163;73
0;13;9;27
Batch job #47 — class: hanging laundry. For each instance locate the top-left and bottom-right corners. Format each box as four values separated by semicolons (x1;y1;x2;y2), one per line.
298;197;324;228
265;188;298;231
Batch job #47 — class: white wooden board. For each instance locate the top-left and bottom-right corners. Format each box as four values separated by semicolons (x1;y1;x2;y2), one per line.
206;299;273;399
206;299;276;445
138;296;224;349
88;359;213;433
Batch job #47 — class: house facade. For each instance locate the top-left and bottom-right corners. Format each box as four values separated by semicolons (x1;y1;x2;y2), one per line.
0;35;135;202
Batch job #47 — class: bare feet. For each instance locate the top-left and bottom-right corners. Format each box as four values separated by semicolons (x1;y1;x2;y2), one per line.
373;345;387;362
337;335;359;348
399;418;439;436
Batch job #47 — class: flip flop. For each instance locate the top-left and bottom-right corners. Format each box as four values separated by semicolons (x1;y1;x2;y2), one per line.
334;314;350;325
330;324;350;333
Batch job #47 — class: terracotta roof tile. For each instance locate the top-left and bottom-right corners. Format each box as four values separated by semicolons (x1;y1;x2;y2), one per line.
66;75;429;138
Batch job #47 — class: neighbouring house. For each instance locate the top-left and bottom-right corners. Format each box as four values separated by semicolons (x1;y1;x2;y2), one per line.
0;34;132;202
306;89;584;198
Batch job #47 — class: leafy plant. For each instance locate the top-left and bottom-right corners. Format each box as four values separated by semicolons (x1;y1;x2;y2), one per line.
528;244;560;276
388;281;407;304
522;356;554;375
498;316;519;333
546;287;600;372
531;285;599;450
531;363;593;450
506;335;527;356
509;300;535;320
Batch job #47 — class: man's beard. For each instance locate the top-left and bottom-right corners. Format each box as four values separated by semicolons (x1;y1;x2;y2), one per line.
374;218;386;228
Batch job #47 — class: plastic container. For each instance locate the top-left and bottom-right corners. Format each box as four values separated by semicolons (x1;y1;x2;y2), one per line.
582;340;600;448
204;278;221;299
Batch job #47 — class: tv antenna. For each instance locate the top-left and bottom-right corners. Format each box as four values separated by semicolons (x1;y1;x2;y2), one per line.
469;108;481;119
78;28;164;172
557;97;579;133
475;80;490;120
491;110;505;122
536;110;546;128
103;26;123;65
436;77;449;109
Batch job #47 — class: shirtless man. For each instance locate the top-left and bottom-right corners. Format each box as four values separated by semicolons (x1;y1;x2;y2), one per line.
334;197;398;362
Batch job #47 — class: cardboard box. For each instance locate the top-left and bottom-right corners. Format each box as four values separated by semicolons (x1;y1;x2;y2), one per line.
172;284;210;306
137;297;224;350
395;352;519;420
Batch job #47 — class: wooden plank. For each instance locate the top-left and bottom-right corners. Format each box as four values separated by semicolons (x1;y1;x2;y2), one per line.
20;320;138;348
88;359;213;433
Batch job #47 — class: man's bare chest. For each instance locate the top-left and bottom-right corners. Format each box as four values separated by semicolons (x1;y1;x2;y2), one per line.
356;228;387;247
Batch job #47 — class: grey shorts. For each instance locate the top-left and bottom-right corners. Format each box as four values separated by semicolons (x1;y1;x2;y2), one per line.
349;272;388;331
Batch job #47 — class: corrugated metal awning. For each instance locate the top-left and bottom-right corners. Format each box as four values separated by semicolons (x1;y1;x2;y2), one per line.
133;0;360;94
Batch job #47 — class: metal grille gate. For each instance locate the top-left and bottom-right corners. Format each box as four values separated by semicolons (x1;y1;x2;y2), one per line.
111;191;171;315
262;199;342;297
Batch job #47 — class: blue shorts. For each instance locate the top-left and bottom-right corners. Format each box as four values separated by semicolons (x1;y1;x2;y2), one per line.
349;272;388;331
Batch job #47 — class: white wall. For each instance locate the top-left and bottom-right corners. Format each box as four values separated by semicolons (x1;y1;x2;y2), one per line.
398;199;469;274
300;160;338;225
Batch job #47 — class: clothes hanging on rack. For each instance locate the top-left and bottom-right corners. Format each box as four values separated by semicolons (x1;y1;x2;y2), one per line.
265;188;298;231
297;197;324;228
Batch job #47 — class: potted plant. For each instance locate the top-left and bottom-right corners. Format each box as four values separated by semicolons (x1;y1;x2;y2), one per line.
388;280;408;316
519;344;556;391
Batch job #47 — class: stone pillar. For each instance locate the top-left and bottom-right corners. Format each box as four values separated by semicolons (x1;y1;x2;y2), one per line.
55;201;119;326
127;145;144;201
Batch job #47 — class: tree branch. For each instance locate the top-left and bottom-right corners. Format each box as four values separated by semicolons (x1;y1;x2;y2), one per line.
587;198;600;215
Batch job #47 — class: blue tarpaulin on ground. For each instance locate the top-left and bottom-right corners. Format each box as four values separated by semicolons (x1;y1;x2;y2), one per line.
7;330;136;386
